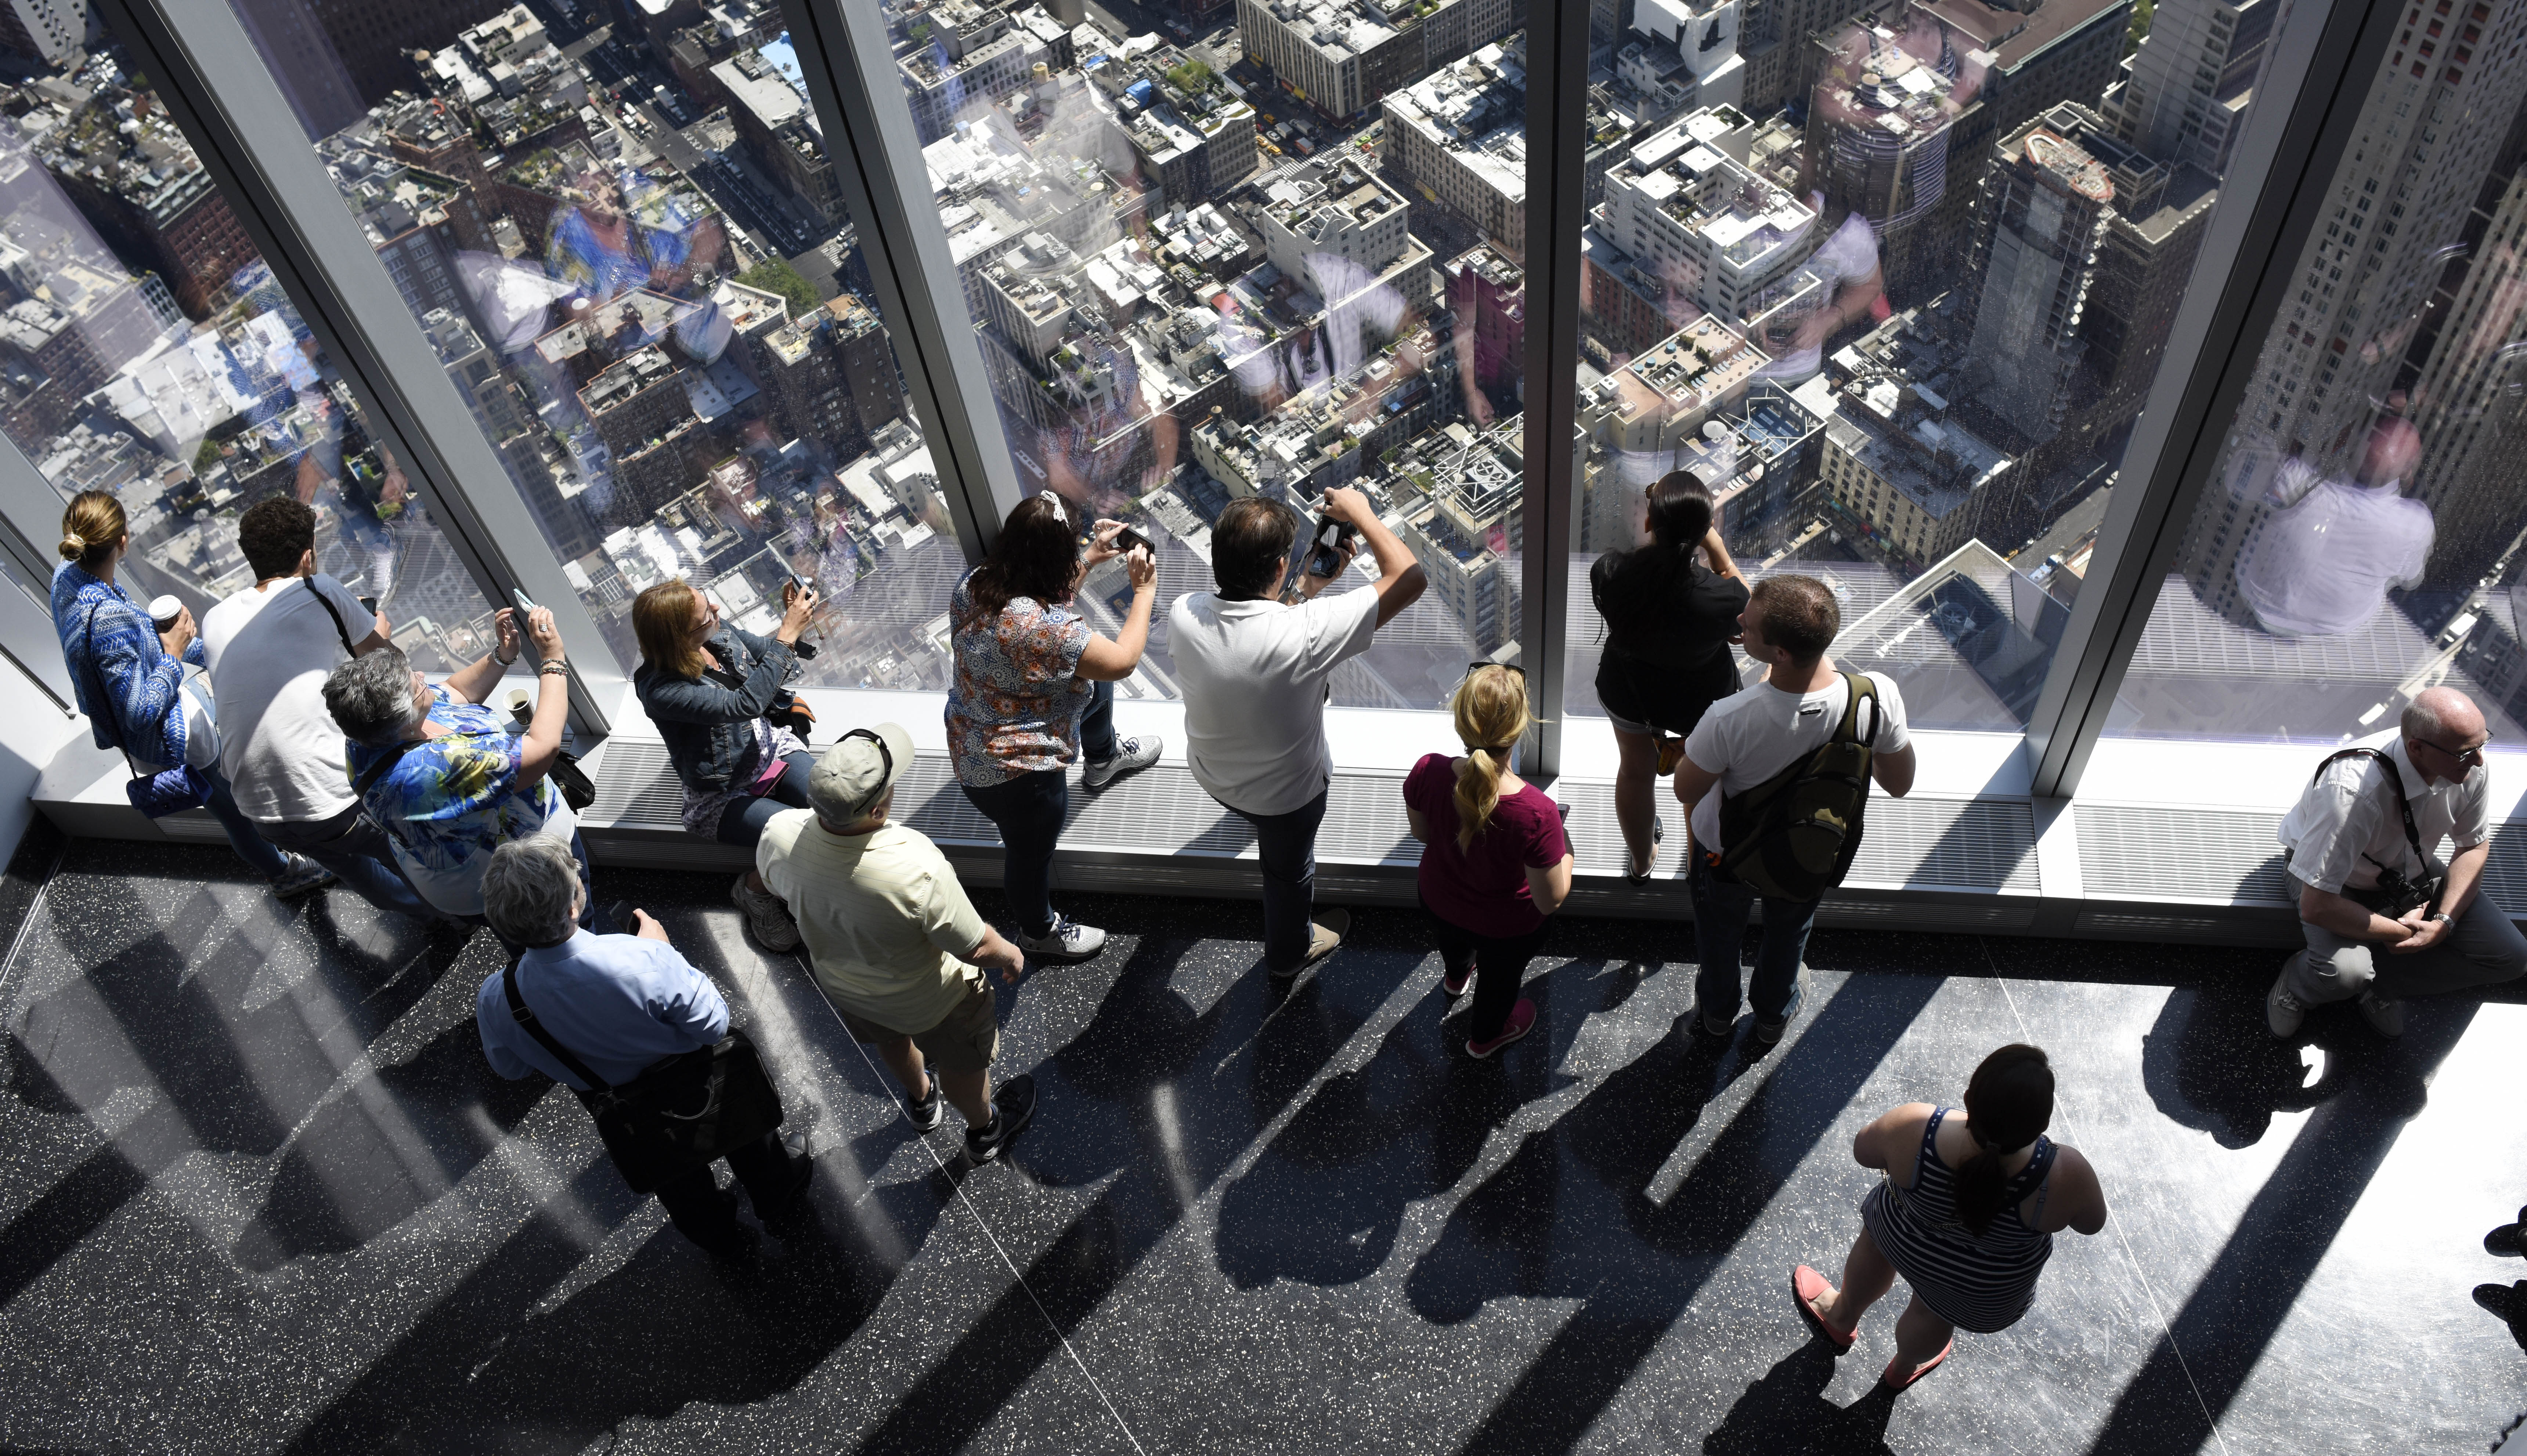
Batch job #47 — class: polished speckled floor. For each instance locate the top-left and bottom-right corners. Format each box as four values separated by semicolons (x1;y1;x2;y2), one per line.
2;827;2524;1454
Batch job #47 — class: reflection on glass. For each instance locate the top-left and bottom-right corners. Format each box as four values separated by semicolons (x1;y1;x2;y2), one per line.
913;0;1525;708
2123;12;2527;746
0;46;496;670
1566;0;2210;732
232;0;960;688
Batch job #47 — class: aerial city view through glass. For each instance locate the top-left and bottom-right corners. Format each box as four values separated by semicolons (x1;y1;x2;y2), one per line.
1;0;2521;741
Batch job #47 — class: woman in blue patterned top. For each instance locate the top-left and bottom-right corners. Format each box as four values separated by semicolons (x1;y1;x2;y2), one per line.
322;602;584;926
49;491;330;897
947;493;1162;963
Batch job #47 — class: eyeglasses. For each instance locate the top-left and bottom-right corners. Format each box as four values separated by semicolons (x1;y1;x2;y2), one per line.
2419;735;2490;767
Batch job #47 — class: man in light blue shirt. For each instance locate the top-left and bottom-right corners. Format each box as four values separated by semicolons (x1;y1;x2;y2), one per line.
473;837;809;1261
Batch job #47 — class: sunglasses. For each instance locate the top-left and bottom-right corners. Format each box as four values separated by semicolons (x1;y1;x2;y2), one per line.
841;727;894;810
1466;661;1526;682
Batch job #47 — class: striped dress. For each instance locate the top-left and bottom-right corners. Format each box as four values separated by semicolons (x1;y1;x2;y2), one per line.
1859;1106;2058;1333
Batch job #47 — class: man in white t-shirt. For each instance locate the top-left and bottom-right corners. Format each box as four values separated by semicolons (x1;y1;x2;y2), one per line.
201;496;436;920
1169;486;1427;977
2235;417;2433;638
1673;575;1916;1042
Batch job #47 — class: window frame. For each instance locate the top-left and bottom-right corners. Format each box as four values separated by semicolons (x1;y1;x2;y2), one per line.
67;0;2389;799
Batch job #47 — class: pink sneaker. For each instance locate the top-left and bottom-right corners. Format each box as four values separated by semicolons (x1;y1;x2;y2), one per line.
1465;998;1537;1058
1443;962;1474;997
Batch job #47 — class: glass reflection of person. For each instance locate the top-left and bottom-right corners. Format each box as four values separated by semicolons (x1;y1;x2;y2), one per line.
2235;412;2431;638
546;168;724;311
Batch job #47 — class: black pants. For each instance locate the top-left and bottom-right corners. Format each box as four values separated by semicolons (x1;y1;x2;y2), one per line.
961;768;1068;938
1422;894;1548;1043
647;1131;804;1253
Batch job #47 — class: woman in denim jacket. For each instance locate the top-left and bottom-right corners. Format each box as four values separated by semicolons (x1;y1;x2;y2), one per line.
50;490;331;898
631;577;818;949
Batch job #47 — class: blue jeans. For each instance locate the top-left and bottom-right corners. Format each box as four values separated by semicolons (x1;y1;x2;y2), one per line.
201;770;288;880
1221;786;1331;974
1079;678;1118;763
253;803;436;920
1689;848;1816;1025
712;751;818;848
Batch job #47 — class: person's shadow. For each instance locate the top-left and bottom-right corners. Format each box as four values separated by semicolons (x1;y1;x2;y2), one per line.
1701;1343;1897;1455
2139;976;2338;1147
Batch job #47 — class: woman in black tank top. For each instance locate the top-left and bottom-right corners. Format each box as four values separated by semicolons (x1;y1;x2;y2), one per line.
1791;1045;2109;1390
1589;471;1750;883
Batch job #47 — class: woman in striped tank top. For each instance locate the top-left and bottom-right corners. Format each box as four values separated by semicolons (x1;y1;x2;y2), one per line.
1790;1045;2109;1389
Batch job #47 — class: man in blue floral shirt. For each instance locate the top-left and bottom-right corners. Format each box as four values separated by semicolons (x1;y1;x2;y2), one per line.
322;605;584;923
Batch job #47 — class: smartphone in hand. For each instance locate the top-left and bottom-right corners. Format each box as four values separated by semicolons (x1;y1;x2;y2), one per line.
1306;517;1355;578
510;587;540;617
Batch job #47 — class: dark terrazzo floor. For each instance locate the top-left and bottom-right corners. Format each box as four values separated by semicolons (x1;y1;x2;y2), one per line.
1;832;2524;1453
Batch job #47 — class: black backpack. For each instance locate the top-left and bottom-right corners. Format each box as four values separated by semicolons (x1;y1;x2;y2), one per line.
1715;673;1882;901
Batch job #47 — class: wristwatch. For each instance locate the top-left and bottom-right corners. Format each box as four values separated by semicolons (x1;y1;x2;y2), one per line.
2429;910;2454;926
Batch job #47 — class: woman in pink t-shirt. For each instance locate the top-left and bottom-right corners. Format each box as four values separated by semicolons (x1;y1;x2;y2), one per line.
1403;664;1575;1057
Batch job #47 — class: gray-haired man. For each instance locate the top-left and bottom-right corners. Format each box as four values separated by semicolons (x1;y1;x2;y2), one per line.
2271;685;2527;1038
756;723;1037;1162
473;837;810;1263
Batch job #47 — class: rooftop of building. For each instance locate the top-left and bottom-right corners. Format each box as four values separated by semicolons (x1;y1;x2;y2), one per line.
1250;0;1403;62
1912;0;2128;70
579;344;683;412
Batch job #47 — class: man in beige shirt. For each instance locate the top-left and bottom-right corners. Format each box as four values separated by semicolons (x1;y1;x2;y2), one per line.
758;722;1036;1162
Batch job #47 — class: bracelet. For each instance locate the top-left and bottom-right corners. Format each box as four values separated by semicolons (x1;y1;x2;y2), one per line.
495;652;518;666
538;661;570;677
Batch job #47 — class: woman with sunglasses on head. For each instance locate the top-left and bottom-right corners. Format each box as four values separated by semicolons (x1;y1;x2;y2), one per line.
947;493;1163;963
1591;470;1750;884
631;576;820;950
1402;663;1574;1058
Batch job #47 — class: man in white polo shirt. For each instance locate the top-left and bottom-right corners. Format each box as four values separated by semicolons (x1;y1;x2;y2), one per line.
1168;487;1426;977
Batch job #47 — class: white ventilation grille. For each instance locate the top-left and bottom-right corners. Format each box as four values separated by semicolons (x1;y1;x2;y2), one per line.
2076;804;2293;904
1549;786;2039;894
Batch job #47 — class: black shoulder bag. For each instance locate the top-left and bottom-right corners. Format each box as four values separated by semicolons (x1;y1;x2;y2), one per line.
501;960;785;1194
2310;748;2441;916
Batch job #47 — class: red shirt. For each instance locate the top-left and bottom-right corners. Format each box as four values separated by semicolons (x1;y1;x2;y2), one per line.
1405;752;1569;937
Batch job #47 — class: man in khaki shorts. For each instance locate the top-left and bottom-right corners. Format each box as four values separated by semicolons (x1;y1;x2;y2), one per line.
758;722;1037;1161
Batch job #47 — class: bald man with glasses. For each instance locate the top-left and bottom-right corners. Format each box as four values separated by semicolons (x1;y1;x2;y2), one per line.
2271;686;2527;1038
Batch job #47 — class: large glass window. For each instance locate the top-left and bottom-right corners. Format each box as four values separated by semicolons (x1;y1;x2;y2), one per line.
2110;10;2527;748
0;44;497;670
228;0;964;689
904;0;1526;707
1564;0;2231;734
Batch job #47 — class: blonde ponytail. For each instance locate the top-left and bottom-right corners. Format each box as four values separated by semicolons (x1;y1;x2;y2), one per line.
1449;664;1532;852
57;491;124;569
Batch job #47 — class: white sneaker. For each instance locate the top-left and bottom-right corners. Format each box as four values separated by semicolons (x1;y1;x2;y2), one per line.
1082;735;1162;790
270;854;335;899
730;873;802;952
1017;914;1107;962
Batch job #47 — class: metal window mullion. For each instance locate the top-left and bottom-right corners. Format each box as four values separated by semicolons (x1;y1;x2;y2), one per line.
778;0;1025;561
2022;0;2396;797
1520;0;1588;781
91;0;623;734
0;433;68;587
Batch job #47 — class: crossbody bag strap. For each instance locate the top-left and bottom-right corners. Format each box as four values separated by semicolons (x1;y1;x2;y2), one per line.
302;575;357;657
2314;747;2428;875
1834;671;1882;748
502;961;613;1092
353;739;415;798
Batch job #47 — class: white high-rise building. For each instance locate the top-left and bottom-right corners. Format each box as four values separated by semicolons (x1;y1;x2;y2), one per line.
2102;0;2278;175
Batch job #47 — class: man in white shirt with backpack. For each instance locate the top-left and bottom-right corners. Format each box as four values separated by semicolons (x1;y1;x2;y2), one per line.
1672;574;1916;1043
200;496;438;920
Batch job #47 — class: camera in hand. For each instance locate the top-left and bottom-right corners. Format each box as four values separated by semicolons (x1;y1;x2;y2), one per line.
1109;525;1154;559
1306;516;1356;579
781;576;819;659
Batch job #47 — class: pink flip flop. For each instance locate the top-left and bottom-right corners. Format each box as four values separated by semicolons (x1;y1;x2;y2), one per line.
1792;1265;1855;1352
1882;1338;1954;1391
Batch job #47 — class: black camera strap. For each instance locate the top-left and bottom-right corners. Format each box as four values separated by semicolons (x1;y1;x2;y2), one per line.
2312;747;2430;881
